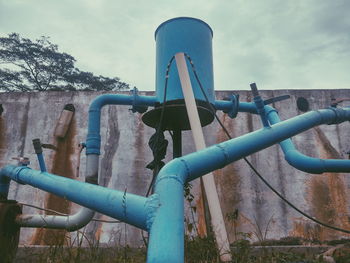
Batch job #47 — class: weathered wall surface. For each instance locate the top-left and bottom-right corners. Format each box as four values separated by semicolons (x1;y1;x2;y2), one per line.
1;89;350;246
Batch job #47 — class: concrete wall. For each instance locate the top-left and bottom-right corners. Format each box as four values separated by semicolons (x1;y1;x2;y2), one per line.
0;89;350;247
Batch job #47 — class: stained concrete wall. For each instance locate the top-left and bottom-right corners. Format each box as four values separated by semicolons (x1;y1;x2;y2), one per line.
1;89;350;247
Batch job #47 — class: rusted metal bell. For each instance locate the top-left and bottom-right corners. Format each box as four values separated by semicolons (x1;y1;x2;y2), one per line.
54;104;75;138
0;200;22;263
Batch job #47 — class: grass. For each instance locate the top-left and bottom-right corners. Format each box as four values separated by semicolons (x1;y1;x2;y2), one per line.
15;234;346;263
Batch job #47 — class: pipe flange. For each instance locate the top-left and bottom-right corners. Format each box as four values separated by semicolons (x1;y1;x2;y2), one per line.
222;94;239;119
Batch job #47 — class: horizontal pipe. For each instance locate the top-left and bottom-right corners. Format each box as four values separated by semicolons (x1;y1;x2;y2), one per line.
1;165;148;230
16;207;93;231
16;151;99;231
265;106;350;173
86;93;156;155
215;100;257;114
16;93;156;231
17;93;153;231
147;107;350;262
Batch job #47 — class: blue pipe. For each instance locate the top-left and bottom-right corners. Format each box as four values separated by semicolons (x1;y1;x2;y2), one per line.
215;100;257;114
147;107;350;262
86;93;157;155
265;106;350;173
0;165;148;230
36;153;47;172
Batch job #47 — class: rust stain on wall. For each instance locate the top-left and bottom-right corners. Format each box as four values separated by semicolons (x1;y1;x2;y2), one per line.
89;108;120;243
0;117;6;168
31;119;77;245
291;220;323;241
131;115;147;196
297;126;350;241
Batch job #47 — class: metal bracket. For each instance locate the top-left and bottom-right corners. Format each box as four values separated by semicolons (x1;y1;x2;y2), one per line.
130;87;148;113
11;157;30;167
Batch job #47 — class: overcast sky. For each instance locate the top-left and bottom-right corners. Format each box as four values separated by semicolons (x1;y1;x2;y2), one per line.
1;0;349;91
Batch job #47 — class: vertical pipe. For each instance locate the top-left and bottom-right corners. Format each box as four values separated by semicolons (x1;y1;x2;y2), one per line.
175;52;232;261
147;165;186;263
36;153;47;173
172;129;182;158
32;139;47;172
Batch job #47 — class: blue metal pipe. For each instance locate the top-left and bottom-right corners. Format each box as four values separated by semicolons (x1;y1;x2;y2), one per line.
215;100;257;114
86;93;156;155
147;161;187;263
0;165;148;230
36;153;47;172
147;107;350;262
265;106;350;173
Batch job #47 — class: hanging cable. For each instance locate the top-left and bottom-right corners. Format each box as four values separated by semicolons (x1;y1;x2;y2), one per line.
145;56;175;196
184;53;350;235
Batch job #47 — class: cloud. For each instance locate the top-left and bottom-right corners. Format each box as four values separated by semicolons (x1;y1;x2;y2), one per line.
0;0;349;91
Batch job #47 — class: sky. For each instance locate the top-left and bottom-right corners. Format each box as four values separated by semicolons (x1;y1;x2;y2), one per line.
0;0;349;91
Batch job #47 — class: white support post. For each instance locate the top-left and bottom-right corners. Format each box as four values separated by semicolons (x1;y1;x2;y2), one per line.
175;52;232;261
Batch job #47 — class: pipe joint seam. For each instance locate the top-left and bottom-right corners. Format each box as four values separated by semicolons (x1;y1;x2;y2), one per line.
265;106;278;117
155;174;185;188
179;159;191;183
327;107;348;124
145;194;160;231
215;144;230;166
86;135;101;155
14;166;30;185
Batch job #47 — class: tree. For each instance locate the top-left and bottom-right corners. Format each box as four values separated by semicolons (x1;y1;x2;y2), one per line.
0;33;130;91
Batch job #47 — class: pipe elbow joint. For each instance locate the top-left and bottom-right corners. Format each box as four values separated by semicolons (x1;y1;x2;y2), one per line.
284;150;325;174
65;208;95;232
155;158;189;187
89;94;114;111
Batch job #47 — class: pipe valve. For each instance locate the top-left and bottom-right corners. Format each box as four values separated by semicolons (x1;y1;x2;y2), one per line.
12;157;30;166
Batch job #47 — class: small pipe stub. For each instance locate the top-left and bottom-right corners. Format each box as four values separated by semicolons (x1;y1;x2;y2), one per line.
32;138;43;154
64;104;75;112
54;104;75;138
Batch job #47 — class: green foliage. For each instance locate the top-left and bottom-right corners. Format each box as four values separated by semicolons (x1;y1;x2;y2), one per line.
185;235;220;263
0;33;130;91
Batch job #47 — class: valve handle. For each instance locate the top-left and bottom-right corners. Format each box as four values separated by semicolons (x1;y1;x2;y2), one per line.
41;143;58;151
331;98;350;107
250;83;290;105
264;95;291;105
12;157;30;166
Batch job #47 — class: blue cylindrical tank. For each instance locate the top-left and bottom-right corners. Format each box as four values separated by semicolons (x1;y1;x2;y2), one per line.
155;17;215;104
142;17;215;130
